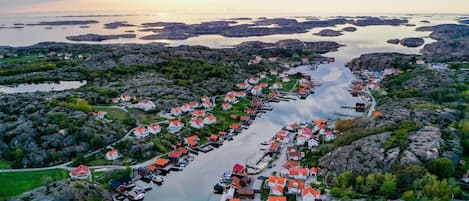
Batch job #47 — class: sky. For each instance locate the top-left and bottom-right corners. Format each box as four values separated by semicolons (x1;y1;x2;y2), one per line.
0;0;468;14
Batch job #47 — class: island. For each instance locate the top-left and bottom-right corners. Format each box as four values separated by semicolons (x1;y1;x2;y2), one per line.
313;29;344;37
27;20;99;26
66;33;137;42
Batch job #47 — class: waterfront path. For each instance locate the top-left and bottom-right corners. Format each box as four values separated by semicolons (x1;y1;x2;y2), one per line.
365;88;376;117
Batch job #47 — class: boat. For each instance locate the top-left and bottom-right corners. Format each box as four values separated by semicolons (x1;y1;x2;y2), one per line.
152;175;164;184
213;182;225;194
260;141;270;145
127;190;145;201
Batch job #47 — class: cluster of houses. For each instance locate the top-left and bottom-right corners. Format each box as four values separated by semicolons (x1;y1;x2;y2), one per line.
265;173;321;201
134;123;162;138
247;55;312;68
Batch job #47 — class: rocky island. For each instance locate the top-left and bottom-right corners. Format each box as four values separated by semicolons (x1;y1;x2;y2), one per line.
313;29;344;37
66;33;137;41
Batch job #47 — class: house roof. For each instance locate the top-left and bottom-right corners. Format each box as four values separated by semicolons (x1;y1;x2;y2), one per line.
240;116;250;121
172;107;182;112
269;142;280;152
71;165;89;175
268;175;286;186
314;119;327;125
206;114;216;121
155;158;169;166
191;117;204;125
222;103;232;108
169;120;182;126
189;101;199;107
107;149;119;157
149;124;161;130
282;160;301;169
230;114;239;119
185;135;200;147
273;184;284;193
230;123;240;130
147;165;156;171
210;134;219;141
193;110;205;117
267;196;287;201
135;127;147;133
233;163;246;172
302;186;321;197
229;199;241;201
218;131;227;136
168;151;182;158
288;179;305;189
310;167;318;174
289;168;308;176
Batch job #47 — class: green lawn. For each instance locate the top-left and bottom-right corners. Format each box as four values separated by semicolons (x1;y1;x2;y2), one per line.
128;108;166;125
94;106;130;121
0;160;13;169
0;169;68;200
0;55;39;63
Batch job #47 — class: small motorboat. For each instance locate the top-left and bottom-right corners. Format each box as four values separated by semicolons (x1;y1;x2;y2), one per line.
127;190;145;201
152;175;164;184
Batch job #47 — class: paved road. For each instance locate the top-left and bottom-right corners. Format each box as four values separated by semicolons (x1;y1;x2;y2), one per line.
365;88;376;117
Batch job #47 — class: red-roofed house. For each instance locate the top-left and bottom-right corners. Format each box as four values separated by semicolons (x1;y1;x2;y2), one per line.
70;165;91;179
230;123;240;131
248;77;259;84
269;142;281;153
222;103;232;111
168;120;184;133
268;196;286;201
181;103;192;113
193;109;206;117
204;114;217;125
282;76;291;83
191;117;205;129
237;82;250;90
268;176;286;189
209;134;219;142
148;123;161;134
289;168;309;180
233;163;247;175
171;106;182;116
251;85;263;96
96;111;107;119
235;91;247;98
310;167;318;176
271;184;284;196
224;94;237;103
168;150;182;162
105;149;120;161
155;158;170;168
185;135;200;148
287;179;305;194
302;187;321;201
134;126;149;139
137;100;156;111
240;116;250;122
271;82;283;90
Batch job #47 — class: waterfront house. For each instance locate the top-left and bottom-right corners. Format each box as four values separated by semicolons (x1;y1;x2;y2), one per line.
209;134;219;142
287;179;305;194
270;184;284;196
302;187;321;201
271;82;283;90
222;103;232;110
168;120;184;133
110;179;127;193
168;150;183;163
269;142;281;153
237;82;250;90
268;196;287;201
185;135;200;148
134;126;149;139
285;123;299;132
155;158;170;168
191;117;205;129
224;94;237;103
193;109;206;117
204;114;217;125
240;116;250;122
218;131;227;137
229;199;241;201
181;103;192;113
148;123;161;134
325;130;336;142
137;100;156;111
230;123;241;132
105;149;120;161
171;107;183;116
248;76;259;84
233;163;247;175
70;165;91;180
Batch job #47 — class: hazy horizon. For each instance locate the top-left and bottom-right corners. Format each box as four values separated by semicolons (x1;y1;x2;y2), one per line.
1;0;468;15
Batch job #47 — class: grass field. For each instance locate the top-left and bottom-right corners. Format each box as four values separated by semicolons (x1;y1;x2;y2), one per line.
0;160;13;169
0;55;39;63
128;108;166;125
94;106;131;121
0;169;68;200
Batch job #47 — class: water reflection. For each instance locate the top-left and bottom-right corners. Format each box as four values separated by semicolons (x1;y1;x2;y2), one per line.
0;81;86;93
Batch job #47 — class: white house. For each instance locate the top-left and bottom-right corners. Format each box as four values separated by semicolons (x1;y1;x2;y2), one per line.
224;94;237;103
148;123;161;134
136;100;156;111
168;120;184;133
191;117;205;129
70;165;91;180
105;149;120;161
222;103;232;111
302;187;321;201
134;127;149;139
236;82;250;90
181;104;192;113
204;114;217;125
248;77;259;84
271;82;283;90
251;85;263;96
308;139;319;148
171;107;183;116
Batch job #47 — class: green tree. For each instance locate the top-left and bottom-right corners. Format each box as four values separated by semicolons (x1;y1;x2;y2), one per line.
428;158;454;179
402;190;416;201
380;174;397;198
395;165;427;193
334;171;354;189
15;148;24;161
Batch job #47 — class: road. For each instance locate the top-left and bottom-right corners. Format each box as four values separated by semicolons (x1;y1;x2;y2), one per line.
365;88;376;117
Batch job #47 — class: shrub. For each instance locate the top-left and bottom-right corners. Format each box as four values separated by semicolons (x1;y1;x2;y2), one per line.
427;158;454;179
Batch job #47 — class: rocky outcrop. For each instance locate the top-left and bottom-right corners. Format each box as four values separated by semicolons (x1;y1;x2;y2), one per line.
27;20;99;26
406;126;442;162
12;180;112;201
421;24;469;61
345;52;415;71
342;27;357;32
399;37;424;47
104;21;136;29
386;39;400;44
313;29;343;37
66;33;136;41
